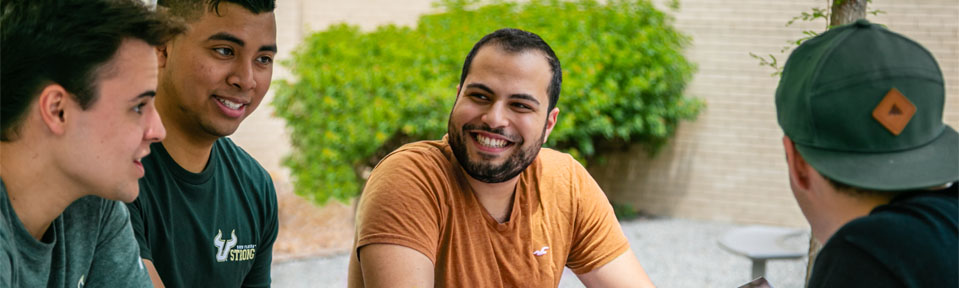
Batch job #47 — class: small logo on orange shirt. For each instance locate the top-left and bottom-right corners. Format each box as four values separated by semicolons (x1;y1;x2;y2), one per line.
533;246;549;256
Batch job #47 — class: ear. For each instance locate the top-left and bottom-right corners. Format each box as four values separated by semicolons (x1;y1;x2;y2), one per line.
542;107;560;143
783;136;812;191
36;84;70;136
155;44;169;69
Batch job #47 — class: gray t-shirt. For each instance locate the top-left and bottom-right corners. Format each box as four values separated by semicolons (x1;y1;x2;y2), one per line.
0;179;152;287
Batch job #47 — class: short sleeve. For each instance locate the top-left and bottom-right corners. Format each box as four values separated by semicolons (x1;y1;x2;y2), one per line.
354;149;446;264
241;174;278;288
86;200;153;287
565;157;630;274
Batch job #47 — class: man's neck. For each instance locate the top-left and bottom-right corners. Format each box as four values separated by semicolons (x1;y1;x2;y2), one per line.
0;142;83;240
464;171;520;223
155;96;219;173
815;191;893;243
160;125;217;173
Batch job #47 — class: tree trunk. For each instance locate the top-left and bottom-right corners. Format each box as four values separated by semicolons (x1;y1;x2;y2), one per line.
830;0;868;26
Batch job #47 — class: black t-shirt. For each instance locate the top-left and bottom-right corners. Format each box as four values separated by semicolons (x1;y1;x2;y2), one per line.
809;184;958;287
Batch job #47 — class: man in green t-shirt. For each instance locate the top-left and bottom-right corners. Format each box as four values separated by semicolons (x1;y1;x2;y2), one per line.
776;19;957;287
125;0;280;287
0;0;183;286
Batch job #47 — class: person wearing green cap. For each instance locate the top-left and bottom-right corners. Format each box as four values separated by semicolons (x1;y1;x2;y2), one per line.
776;19;957;287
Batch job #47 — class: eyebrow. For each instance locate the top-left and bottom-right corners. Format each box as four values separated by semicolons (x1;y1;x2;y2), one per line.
208;32;277;53
133;91;156;100
465;83;541;106
466;83;494;95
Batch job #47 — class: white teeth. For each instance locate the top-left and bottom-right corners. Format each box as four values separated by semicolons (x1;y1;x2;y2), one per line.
476;134;508;148
216;97;242;110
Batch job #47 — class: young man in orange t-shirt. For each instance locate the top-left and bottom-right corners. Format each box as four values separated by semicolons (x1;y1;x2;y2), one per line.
349;28;654;287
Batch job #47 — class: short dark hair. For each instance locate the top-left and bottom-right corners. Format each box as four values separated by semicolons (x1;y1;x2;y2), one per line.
158;0;276;21
459;28;562;112
1;0;185;141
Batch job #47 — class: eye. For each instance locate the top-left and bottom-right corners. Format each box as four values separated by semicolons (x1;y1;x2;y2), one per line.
468;93;489;102
512;103;532;110
256;55;273;65
133;102;147;114
213;47;234;57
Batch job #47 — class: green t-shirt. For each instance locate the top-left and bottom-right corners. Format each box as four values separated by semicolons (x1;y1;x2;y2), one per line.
127;138;278;287
0;179;152;287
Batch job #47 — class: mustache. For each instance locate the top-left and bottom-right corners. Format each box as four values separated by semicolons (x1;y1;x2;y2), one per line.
462;123;520;143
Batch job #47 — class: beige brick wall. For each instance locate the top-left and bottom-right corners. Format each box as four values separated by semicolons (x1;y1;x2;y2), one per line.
590;0;959;227
230;0;959;226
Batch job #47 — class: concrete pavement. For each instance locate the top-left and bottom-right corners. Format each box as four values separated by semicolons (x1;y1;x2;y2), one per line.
271;217;810;287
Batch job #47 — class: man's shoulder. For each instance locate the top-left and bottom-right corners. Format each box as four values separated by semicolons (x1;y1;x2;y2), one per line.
62;197;129;237
837;197;955;250
817;206;958;286
536;147;577;170
212;138;277;213
364;139;456;203
389;139;450;158
878;188;958;220
825;192;958;284
537;147;570;159
64;196;124;219
845;190;957;240
215;137;272;183
530;147;586;184
215;137;261;167
376;139;453;172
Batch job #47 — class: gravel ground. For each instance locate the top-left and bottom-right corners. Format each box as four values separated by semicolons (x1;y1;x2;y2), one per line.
271;217;811;288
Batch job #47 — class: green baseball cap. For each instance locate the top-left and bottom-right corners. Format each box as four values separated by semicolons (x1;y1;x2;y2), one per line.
776;19;958;191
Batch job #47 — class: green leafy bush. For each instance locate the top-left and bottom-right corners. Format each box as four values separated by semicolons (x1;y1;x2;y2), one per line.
272;0;702;204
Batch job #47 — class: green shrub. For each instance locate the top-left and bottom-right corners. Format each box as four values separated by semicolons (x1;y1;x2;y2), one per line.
272;0;702;204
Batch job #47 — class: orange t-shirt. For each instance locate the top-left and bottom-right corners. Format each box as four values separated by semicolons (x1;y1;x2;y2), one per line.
351;137;630;287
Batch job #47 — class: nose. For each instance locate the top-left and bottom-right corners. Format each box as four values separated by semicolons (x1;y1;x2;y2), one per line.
227;60;257;91
145;107;166;143
481;103;509;129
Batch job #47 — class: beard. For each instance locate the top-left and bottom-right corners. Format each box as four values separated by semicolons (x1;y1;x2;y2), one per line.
448;122;546;183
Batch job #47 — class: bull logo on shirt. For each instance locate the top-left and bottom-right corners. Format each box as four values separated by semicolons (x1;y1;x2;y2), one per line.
213;229;257;262
214;229;238;262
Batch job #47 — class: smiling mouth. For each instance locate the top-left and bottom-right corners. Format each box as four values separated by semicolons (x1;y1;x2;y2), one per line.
472;132;514;149
214;96;244;110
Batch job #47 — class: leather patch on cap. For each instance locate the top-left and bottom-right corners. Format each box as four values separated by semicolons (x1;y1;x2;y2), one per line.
872;88;916;136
